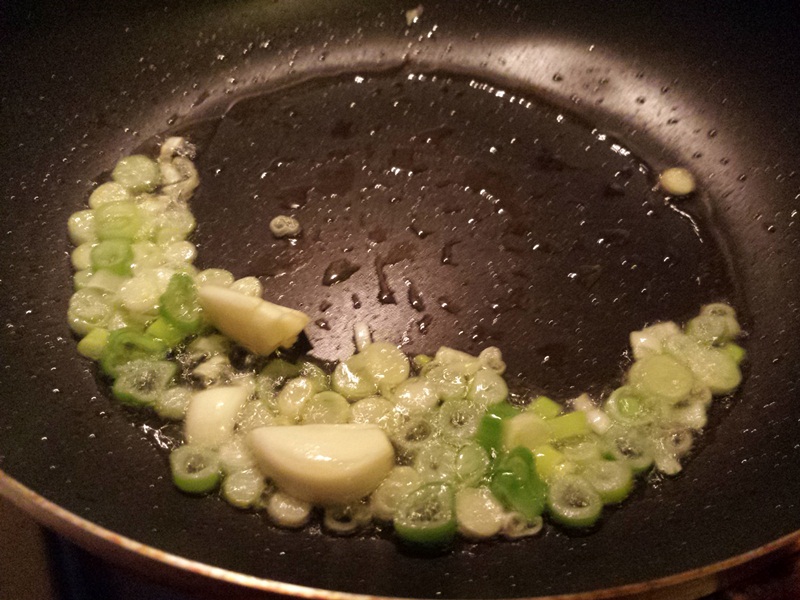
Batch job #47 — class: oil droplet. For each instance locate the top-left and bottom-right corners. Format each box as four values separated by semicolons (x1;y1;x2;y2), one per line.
417;314;432;334
351;293;362;309
319;300;332;312
406;280;425;311
438;296;459;314
315;319;331;330
322;259;360;286
409;219;430;238
441;241;459;265
597;229;630;247
375;256;396;304
552;73;564;82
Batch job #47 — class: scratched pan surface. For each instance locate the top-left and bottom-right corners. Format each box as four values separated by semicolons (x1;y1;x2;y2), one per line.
0;0;799;597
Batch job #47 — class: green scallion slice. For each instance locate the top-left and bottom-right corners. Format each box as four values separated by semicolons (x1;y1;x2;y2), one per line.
90;239;134;276
112;155;161;193
145;317;186;348
489;446;547;521
112;359;177;407
100;328;168;377
581;459;633;504
76;327;109;360
547;474;603;528
159;272;202;334
528;395;562;419
94;201;142;241
394;482;457;549
170;445;221;495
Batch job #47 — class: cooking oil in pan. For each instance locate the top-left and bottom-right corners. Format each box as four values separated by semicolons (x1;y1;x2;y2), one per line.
171;70;737;397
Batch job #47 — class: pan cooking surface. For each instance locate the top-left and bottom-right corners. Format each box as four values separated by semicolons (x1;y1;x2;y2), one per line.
1;1;799;597
183;71;737;392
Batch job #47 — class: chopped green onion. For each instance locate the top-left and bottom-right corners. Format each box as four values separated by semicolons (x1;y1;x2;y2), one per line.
528;395;562;419
94;201;142;241
394;482;457;549
90;239;134;276
155;386;192;421
604;386;655;426
503;412;551;451
323;503;373;535
100;328;168;377
73;269;93;290
664;335;741;395
67;287;113;336
266;491;311;528
423;364;468;402
159;272;202;334
260;358;301;386
170;445;221;494
67;209;96;245
112;359;177;407
112;155;161;192
371;466;421;521
721;342;747;365
195;268;234;288
454;441;491;486
475;401;520;456
628;353;695;404
145;317;186;348
532;444;569;481
547;474;603;528
604;426;654;474
332;354;378;400
686;314;731;346
502;513;544;539
455;486;505;539
436;399;483;441
360;341;410;387
489;446;547;522
276;377;315;421
296;359;330;392
76;327;109;360
349;396;394;426
71;243;94;271
222;469;265;508
89;181;133;209
557;437;603;463
547;411;591;441
85;269;127;294
393;377;439;414
581;459;633;504
301;391;350;424
467;368;509;407
413;354;432;370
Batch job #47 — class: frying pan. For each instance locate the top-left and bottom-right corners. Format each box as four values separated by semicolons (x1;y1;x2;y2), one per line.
1;0;799;598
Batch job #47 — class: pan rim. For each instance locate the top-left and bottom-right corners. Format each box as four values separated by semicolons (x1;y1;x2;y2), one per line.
2;469;799;600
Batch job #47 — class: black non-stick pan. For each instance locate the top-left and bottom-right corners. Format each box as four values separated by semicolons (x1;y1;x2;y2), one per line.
1;1;799;598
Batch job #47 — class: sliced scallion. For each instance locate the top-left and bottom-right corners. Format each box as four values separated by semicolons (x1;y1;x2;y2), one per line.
547;474;602;528
394;482;457;549
170;445;220;494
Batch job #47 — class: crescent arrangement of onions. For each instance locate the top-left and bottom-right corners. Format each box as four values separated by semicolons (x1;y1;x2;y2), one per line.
66;138;745;548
